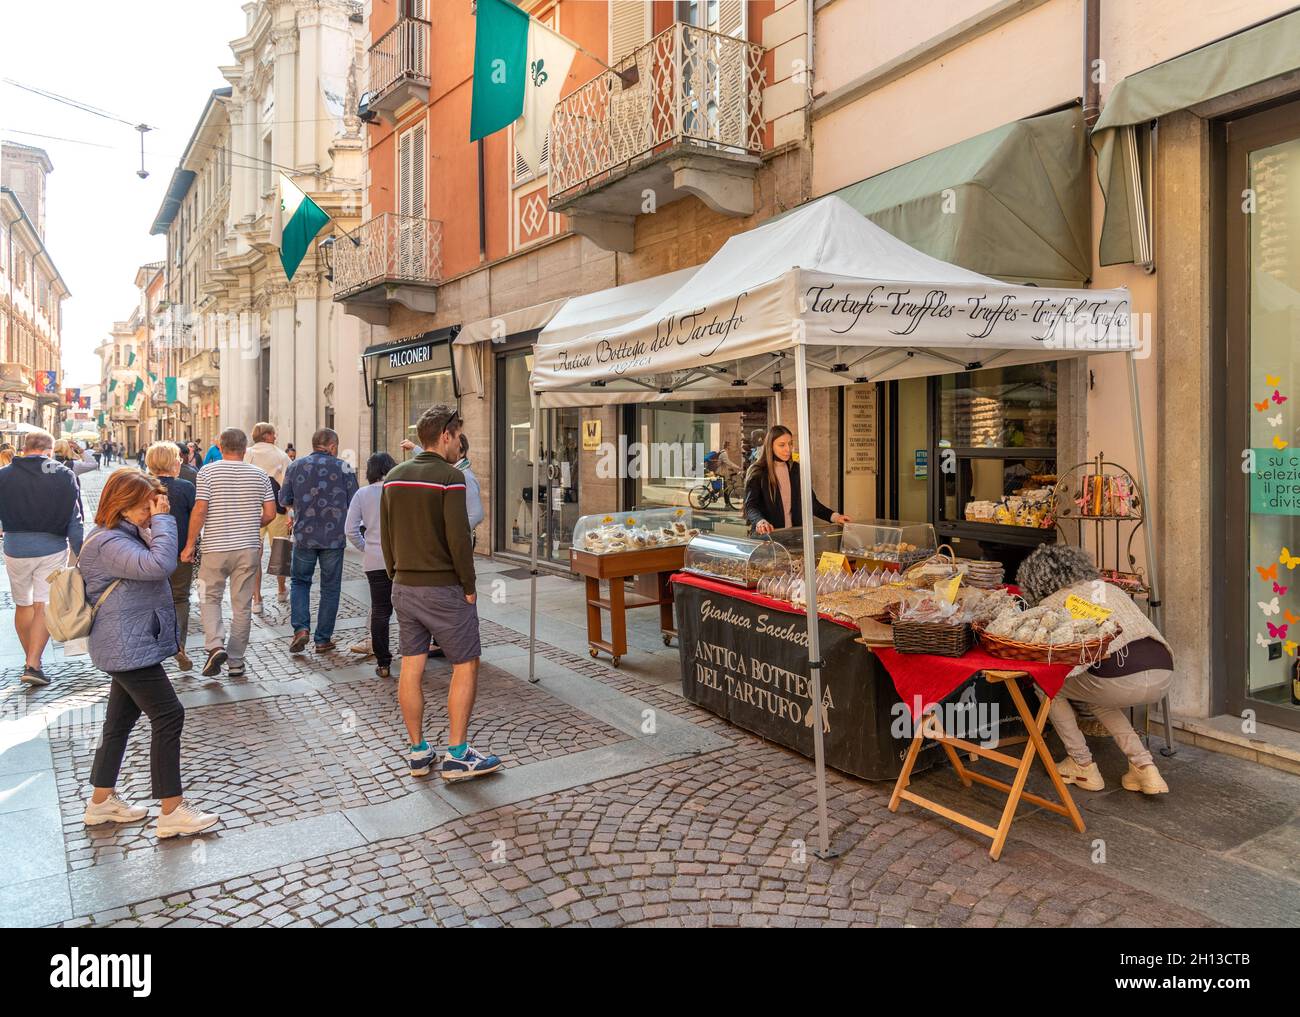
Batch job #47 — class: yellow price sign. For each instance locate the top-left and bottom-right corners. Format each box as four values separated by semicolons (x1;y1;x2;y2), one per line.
818;551;850;573
934;574;962;603
1065;594;1113;623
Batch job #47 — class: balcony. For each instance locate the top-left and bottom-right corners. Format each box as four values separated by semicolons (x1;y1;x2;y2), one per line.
366;17;430;124
548;23;766;252
331;212;443;326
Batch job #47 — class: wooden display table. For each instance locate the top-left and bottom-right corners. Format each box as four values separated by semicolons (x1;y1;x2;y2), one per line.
569;545;686;666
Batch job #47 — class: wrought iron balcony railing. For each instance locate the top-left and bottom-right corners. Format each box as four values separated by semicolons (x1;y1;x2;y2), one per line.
368;17;430;103
332;212;443;300
549;23;765;200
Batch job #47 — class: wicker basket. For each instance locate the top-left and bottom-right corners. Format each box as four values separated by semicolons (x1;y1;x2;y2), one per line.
973;623;1121;665
898;544;961;588
887;605;972;656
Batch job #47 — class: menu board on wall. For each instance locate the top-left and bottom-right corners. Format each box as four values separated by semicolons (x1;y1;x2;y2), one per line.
844;385;877;476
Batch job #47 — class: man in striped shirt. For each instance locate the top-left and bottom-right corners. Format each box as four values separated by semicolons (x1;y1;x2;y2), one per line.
182;428;277;679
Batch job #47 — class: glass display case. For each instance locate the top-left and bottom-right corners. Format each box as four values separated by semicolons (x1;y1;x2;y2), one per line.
572;508;697;555
839;520;937;568
683;533;792;588
768;522;844;559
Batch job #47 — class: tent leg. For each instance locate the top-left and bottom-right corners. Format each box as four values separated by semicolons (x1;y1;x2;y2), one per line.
528;393;541;684
795;345;836;859
1126;351;1172;754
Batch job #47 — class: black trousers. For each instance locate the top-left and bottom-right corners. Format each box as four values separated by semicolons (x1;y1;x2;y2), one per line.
366;569;394;667
90;663;184;800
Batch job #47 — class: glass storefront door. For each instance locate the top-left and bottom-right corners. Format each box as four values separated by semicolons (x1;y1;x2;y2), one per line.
1226;100;1300;728
495;347;581;564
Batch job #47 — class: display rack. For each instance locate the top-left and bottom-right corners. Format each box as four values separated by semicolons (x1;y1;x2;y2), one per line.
1051;452;1174;755
1052;454;1150;601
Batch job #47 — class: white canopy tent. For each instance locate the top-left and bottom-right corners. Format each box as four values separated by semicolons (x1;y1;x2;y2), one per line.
523;196;1155;857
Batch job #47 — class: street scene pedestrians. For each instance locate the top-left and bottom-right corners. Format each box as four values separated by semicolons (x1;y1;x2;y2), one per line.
1;466;1297;929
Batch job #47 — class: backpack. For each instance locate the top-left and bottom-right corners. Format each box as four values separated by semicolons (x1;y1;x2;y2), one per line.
44;532;121;643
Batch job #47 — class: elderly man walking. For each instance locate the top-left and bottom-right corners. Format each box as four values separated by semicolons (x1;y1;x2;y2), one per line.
281;427;357;654
0;429;85;686
244;421;292;612
182;428;276;679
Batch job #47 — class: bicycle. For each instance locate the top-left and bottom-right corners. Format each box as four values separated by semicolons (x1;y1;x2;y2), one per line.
688;471;742;510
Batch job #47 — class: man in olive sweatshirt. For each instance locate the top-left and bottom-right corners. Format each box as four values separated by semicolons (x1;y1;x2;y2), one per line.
380;404;502;781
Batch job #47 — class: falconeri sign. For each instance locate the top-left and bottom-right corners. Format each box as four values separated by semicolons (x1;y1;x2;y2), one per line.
388;342;434;369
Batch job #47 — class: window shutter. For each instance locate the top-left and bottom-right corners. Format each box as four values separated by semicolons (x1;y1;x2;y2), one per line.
609;0;649;64
718;0;744;37
398;129;413;217
411;122;426;217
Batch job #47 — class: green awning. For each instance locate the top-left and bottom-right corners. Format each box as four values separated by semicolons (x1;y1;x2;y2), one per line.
1092;8;1300;265
828;106;1091;287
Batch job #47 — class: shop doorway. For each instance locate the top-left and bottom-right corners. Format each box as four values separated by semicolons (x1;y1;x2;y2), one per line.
494;345;582;566
1223;98;1300;730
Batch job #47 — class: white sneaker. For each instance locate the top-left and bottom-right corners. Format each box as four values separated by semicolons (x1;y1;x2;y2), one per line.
156;800;220;839
350;637;373;656
252;599;264;615
83;793;148;826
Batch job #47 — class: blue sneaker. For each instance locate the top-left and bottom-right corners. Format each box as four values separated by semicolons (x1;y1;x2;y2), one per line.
439;744;502;782
408;744;437;777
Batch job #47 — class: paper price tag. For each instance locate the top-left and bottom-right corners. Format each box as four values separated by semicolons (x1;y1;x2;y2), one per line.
935;574;962;603
1065;594;1113;622
818;551;850;573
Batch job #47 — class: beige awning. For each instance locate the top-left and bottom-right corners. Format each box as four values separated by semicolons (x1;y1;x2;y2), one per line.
1092;8;1300;265
827;107;1091;287
453;298;568;398
456;269;699;398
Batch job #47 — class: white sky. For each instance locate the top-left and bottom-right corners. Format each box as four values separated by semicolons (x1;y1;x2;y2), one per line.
2;0;249;389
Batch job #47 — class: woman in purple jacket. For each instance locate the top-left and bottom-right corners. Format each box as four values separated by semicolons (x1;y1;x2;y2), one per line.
77;469;219;839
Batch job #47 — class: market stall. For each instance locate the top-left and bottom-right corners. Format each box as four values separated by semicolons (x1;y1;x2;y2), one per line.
523;195;1156;857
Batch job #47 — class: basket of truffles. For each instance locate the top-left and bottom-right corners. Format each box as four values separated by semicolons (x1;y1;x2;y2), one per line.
975;601;1121;665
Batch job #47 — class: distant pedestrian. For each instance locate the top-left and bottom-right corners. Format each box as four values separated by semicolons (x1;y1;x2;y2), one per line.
345;452;397;678
455;434;484;539
285;443;297;461
202;442;221;467
78;468;219;839
382;405;500;781
243;422;292;611
0;430;84;685
147;441;197;672
174;442;198;484
182;428;276;679
281;427;357;654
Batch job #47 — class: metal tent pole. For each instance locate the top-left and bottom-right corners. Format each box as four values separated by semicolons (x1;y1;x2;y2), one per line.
527;390;541;684
1126;350;1172;752
795;344;834;857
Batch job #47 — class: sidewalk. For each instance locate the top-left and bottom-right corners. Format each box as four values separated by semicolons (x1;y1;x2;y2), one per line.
0;467;1297;927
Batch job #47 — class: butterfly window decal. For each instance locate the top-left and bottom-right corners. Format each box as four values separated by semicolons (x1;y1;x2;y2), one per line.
1280;548;1300;570
1269;413;1283;428
1259;596;1280;616
1274;582;1289;595
1256;632;1273;648
1268;621;1289;639
1257;562;1278;582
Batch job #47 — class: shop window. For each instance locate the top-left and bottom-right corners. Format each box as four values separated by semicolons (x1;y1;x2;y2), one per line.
632;398;767;536
934;363;1058;533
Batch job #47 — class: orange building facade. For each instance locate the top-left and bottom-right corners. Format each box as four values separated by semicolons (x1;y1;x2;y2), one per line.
337;0;813;566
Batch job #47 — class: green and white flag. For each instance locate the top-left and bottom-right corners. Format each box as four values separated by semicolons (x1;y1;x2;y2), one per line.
470;0;577;173
272;173;330;282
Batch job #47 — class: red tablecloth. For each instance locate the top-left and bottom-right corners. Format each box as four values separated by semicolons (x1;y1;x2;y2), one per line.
872;646;1073;719
669;571;859;630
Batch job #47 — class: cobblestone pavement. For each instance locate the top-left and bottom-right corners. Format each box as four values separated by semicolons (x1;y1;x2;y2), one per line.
2;467;1298;928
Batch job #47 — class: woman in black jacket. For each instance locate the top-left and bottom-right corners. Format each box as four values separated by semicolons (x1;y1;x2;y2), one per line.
743;425;851;535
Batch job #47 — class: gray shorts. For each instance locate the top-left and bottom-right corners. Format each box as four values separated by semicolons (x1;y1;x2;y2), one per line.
393;583;482;664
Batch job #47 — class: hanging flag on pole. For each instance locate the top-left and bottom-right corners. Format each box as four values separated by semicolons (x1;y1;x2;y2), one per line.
470;0;578;174
272;173;330;282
